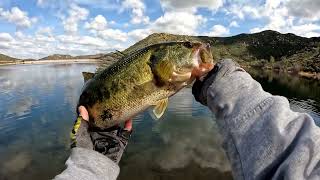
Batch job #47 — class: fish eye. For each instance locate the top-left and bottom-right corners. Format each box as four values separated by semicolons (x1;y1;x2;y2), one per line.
183;42;193;48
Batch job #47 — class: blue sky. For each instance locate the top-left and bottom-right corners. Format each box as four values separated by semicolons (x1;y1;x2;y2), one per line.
0;0;319;59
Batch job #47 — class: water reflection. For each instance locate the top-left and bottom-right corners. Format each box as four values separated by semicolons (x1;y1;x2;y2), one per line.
0;64;96;180
156;90;230;171
2;152;32;174
248;68;320;101
0;64;319;180
248;68;320;125
118;89;232;180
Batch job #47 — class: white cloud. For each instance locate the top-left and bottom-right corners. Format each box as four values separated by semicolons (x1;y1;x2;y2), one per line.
85;15;107;31
286;0;320;21
2;0;320;59
291;24;320;35
0;31;54;58
55;34;124;54
207;25;230;36
58;35;107;47
251;21;320;38
150;11;206;35
243;6;261;19
226;5;244;19
226;4;262;20
84;15;128;42
123;23;130;28
0;4;129;59
0;33;14;42
34;27;56;43
0;7;37;28
0;33;13;49
304;32;320;37
14;31;24;39
86;10;208;44
98;29;128;42
229;21;239;27
0;43;10;49
37;0;44;5
62;4;89;34
35;35;55;43
249;27;263;34
0;29;125;59
121;0;149;24
160;0;224;12
287;23;320;37
127;28;152;41
36;27;53;35
226;0;320;38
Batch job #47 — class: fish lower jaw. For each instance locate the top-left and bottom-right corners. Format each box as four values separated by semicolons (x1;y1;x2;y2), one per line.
169;71;192;83
191;48;214;78
191;63;214;78
192;49;200;68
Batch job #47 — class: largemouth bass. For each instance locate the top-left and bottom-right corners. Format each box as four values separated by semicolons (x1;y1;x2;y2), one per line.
79;41;214;129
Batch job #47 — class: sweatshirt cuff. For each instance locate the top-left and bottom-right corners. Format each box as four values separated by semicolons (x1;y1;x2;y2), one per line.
55;147;120;180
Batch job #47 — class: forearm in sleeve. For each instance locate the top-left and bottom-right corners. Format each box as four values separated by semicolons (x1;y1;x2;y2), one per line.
206;59;320;180
54;147;119;180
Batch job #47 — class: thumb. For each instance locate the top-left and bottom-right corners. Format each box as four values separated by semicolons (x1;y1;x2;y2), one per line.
78;106;89;121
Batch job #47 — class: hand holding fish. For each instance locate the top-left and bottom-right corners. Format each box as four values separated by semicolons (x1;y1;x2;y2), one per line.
192;59;239;106
70;106;132;163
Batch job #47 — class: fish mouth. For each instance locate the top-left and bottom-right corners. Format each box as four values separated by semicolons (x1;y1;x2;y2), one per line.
191;43;214;79
168;43;214;86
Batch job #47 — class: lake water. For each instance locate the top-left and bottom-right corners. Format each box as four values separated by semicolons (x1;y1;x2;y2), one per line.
0;63;319;180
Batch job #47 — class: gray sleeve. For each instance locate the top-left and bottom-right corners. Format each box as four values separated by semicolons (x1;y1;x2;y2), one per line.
54;147;119;180
206;59;320;180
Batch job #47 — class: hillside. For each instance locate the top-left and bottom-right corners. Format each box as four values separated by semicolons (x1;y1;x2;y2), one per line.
0;54;19;62
123;30;320;73
39;54;74;60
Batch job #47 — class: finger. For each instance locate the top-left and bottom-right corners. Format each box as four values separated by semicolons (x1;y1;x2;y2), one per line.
78;106;89;121
124;119;133;131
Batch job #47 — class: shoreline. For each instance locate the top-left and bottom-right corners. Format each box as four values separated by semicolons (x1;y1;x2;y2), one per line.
1;60;319;80
0;59;102;66
243;65;320;80
297;71;320;80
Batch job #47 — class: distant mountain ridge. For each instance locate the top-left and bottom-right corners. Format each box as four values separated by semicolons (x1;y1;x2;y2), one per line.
124;30;320;73
1;30;319;73
0;54;19;62
39;53;110;60
39;54;73;60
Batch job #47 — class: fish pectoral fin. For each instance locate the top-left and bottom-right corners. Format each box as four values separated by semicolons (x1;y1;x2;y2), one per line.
82;72;95;83
152;98;168;119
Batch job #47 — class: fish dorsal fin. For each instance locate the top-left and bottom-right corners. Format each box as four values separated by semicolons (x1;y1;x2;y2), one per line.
115;50;126;56
96;51;127;73
82;72;95;82
152;98;168;119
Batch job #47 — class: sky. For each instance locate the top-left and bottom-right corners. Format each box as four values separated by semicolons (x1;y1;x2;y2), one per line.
0;0;319;59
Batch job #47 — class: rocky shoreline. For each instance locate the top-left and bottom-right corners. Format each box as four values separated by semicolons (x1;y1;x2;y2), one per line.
243;65;320;80
297;71;320;80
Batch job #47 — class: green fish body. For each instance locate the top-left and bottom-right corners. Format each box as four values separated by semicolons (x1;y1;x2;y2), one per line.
79;42;214;129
